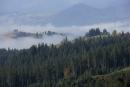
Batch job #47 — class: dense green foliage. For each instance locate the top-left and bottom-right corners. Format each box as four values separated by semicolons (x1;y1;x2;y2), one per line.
58;67;130;87
0;29;130;87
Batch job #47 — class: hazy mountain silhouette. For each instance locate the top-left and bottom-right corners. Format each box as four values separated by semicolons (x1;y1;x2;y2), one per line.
44;3;130;26
1;3;129;26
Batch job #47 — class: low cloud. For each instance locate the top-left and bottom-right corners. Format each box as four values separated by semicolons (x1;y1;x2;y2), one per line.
0;20;130;49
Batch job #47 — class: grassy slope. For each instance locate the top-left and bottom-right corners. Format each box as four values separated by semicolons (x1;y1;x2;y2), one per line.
91;67;130;87
57;67;130;87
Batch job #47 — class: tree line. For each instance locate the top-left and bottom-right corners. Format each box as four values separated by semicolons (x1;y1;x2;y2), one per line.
0;28;130;87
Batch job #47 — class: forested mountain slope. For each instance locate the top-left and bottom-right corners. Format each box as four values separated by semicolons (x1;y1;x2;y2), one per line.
0;29;130;87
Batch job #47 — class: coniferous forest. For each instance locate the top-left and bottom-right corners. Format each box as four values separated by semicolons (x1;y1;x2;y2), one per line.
0;28;130;87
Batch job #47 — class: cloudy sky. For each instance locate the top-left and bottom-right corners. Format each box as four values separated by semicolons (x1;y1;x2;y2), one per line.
0;0;128;15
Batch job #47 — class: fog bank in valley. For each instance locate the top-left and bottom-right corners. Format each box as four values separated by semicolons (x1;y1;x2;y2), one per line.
0;20;130;49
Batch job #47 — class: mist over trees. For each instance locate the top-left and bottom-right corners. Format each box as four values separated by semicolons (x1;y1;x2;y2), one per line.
85;28;110;37
0;28;130;87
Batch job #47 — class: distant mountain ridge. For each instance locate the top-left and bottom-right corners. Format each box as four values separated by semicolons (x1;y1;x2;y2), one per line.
44;3;130;26
45;3;103;26
0;3;129;26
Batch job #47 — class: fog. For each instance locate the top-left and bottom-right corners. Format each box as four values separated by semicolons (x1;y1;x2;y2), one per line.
0;20;130;49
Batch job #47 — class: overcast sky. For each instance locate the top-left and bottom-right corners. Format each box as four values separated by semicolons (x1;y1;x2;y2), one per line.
0;0;128;15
